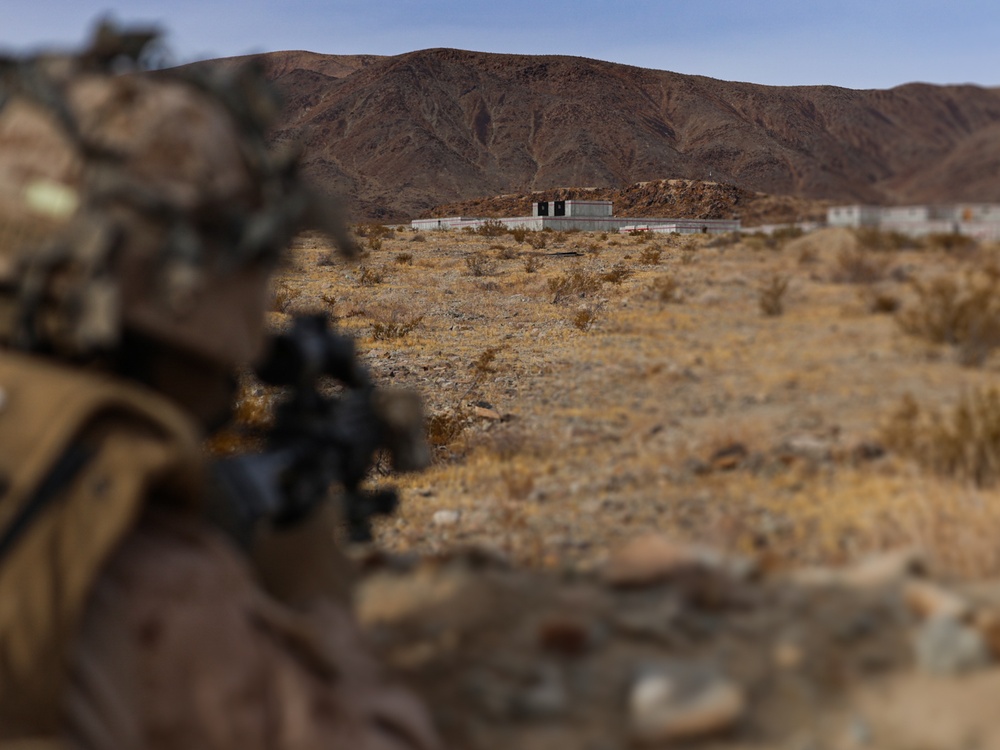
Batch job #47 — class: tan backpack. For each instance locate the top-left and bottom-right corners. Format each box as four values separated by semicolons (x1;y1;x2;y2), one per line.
0;351;204;739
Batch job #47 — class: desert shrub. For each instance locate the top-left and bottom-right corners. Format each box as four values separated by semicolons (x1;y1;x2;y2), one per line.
371;314;423;341
511;226;528;243
649;274;681;305
744;233;780;251
528;232;547;250
830;248;891;284
706;231;741;249
523;255;541;273
476;219;508;237
465;251;497;277
860;287;900;314
427;409;470;448
366;235;384;252
897;271;1000;366
572;308;598;331
882;389;1000;487
548;270;603;303
758;273;789;317
473;346;503;375
354;223;391;240
602;262;633;284
271;284;296;312
854;227;920;252
638;246;662;265
394;252;413;265
495;245;519;260
356;266;386;286
410;233;427;243
771;226;804;243
926;232;977;253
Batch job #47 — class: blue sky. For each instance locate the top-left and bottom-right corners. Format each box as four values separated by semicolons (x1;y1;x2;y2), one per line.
2;1;998;90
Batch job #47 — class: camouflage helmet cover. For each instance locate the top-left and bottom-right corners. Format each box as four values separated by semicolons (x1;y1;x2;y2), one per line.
0;23;349;367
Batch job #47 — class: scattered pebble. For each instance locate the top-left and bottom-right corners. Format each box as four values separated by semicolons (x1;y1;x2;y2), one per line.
604;533;752;588
433;509;461;526
629;669;745;743
904;580;969;621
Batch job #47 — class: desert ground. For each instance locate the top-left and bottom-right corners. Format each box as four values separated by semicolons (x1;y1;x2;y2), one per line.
237;224;1000;748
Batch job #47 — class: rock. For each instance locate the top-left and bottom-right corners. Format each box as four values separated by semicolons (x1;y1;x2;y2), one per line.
913;615;991;676
791;549;926;590
432;509;461;526
773;641;805;670
903;580;969;621
356;565;474;626
537;615;597;657
973;609;1000;659
629;671;745;743
841;549;927;589
604;533;753;588
512;664;568;720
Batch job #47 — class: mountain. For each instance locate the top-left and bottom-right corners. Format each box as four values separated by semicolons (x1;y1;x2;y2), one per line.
193;49;1000;221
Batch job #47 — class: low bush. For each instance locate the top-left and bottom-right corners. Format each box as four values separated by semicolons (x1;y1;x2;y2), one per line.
897;270;1000;366
572;308;598;331
638;246;662;265
758;273;789;317
882;389;1000;487
465;251;498;277
926;232;977;253
356;266;386;286
475;219;508;237
830;248;891;284
371;314;423;341
649;274;681;305
548;270;603;303
602;262;633;284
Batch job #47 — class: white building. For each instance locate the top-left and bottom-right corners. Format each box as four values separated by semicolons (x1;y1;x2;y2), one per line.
827;204;1000;241
412;200;740;235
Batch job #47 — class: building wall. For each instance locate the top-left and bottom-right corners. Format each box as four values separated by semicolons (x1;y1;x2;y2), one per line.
412;215;740;234
827;203;1000;239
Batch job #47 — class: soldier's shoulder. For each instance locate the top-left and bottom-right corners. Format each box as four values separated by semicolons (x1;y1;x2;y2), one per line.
0;351;204;511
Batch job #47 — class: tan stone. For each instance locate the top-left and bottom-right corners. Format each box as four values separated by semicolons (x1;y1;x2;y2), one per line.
903;580;970;621
604;534;707;587
629;674;745;744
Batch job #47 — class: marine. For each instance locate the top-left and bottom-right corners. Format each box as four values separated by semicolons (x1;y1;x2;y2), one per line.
0;22;439;749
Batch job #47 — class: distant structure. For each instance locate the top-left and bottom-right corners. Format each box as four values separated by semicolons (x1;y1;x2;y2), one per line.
828;204;1000;241
412;200;740;235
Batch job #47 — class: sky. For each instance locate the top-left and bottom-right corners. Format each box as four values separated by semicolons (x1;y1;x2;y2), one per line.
2;0;999;90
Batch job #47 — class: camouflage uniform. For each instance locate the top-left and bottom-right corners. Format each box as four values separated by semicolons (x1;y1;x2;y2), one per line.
0;24;439;750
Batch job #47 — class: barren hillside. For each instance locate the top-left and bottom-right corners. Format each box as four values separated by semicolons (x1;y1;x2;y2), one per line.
193;49;1000;221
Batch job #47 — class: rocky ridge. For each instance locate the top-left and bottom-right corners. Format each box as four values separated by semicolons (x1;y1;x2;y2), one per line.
192;49;1000;220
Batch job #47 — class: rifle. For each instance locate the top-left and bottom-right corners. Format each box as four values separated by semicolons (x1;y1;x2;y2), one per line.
210;312;429;545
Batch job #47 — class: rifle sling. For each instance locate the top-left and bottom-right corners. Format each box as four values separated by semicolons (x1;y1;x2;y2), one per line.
0;443;94;563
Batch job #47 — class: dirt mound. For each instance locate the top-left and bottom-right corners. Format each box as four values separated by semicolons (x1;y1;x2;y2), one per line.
419;179;832;227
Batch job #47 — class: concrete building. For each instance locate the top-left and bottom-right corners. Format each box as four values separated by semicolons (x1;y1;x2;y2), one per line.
827;203;1000;241
411;200;741;235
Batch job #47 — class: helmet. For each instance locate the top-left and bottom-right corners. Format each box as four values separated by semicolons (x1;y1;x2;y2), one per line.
0;22;352;367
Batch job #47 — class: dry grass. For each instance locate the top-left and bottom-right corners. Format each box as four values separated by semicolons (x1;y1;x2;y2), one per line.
263;226;1000;579
758;273;789;317
897;269;1000;366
